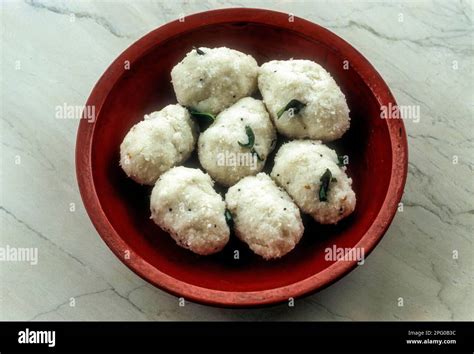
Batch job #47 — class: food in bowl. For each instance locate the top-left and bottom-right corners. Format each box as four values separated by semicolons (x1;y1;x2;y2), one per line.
171;47;259;115
198;97;276;186
150;166;230;255
225;173;304;260
120;46;356;258
258;59;350;141
119;104;198;185
271;140;356;224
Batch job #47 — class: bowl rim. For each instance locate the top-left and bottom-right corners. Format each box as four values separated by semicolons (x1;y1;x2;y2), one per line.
76;7;408;308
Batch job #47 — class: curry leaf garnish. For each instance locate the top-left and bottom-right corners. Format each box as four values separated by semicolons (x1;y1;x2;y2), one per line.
319;168;335;202
238;125;262;160
187;108;215;123
277;99;306;119
193;46;205;55
225;209;233;227
238;125;255;148
337;155;345;167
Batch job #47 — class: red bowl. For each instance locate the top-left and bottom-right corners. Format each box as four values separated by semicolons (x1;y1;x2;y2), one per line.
76;8;408;307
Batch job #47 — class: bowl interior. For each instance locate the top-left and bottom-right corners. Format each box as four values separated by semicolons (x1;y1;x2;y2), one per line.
90;22;392;293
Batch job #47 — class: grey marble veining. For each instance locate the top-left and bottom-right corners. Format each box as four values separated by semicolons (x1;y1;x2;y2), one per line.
0;0;472;321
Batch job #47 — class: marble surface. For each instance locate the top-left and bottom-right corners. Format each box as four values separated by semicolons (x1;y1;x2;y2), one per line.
1;0;472;321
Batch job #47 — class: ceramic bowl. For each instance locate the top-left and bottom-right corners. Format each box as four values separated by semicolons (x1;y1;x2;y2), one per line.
76;8;408;307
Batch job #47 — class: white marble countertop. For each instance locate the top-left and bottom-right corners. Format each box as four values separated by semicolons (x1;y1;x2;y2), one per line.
1;0;472;321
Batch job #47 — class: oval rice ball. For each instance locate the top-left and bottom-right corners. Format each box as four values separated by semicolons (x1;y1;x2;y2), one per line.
258;59;350;141
198;97;276;187
225;173;304;260
171;47;258;115
271;140;356;224
150;167;230;255
119;104;198;185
